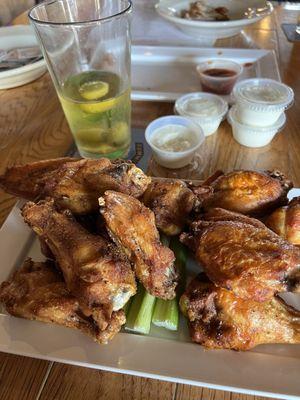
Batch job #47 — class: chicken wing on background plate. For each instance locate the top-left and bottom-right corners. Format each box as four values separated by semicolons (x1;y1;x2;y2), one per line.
180;274;300;350
22;200;136;321
142;179;198;236
0;158;151;214
193;170;292;217
265;197;300;245
99;191;178;300
0;259;125;344
180;208;300;302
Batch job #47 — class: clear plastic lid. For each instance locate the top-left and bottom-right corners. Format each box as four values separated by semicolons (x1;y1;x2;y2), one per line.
175;92;228;121
228;105;286;132
233;78;294;112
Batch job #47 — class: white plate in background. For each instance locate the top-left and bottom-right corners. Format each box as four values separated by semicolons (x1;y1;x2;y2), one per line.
0;25;46;90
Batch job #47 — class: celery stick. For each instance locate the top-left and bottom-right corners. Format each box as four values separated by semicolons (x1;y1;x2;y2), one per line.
123;298;132;316
125;284;156;334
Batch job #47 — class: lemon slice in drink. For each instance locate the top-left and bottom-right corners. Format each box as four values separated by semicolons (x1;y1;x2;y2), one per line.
79;80;109;100
80;97;117;114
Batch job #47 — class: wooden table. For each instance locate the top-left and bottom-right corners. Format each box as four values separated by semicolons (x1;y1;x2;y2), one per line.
0;5;299;400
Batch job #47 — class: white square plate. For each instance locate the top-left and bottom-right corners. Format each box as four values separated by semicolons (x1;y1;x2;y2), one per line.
131;46;280;102
1;189;300;400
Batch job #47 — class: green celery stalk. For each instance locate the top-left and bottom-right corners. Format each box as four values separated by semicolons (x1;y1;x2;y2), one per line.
125;284;156;334
123;298;132;316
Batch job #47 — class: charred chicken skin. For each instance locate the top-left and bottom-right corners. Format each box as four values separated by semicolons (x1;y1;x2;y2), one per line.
181;208;300;302
142;179;197;236
180;274;300;350
21;200;136;320
196;170;292;217
99;191;178;300
0;158;151;214
265;197;300;245
0;259;125;344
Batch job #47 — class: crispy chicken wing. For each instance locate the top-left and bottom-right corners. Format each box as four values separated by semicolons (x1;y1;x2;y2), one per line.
0;158;151;214
142;180;197;235
180;274;300;350
181;208;300;302
99;191;178;299
0;259;125;344
195;170;292;217
265;197;300;245
22;200;136;318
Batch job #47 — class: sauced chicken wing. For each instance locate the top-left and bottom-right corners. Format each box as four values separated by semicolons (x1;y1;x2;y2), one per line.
99;191;178;300
0;158;151;214
265;197;300;245
195;170;292;217
22;200;136;319
180;274;300;350
181;208;300;302
0;259;125;344
142;180;197;235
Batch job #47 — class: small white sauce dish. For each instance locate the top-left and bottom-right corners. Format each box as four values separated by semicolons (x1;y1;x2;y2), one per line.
228;105;286;148
145;115;205;169
175;92;228;136
233;78;294;127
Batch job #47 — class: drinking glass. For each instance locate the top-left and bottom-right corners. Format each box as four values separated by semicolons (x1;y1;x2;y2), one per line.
29;0;132;159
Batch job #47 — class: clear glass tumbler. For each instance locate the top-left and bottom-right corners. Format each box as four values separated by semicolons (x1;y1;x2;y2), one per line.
29;0;132;159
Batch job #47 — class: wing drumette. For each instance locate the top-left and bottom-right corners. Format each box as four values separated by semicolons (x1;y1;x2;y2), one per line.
0;259;125;344
181;208;300;302
21;200;136;320
142;179;197;235
0;158;151;214
180;274;300;350
194;170;292;217
99;191;178;300
265;197;300;245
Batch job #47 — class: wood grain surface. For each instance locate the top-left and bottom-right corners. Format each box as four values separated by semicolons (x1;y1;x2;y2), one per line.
0;4;299;400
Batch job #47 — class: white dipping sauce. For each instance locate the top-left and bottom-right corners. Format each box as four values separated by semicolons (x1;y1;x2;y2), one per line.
240;85;287;104
182;98;219;117
151;124;197;152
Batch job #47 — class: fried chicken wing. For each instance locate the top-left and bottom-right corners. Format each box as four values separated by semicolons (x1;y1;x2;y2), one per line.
22;200;136;318
181;208;300;302
265;197;300;245
142;180;197;235
99;191;178;299
0;158;151;214
180;274;300;350
196;170;292;216
0;259;125;344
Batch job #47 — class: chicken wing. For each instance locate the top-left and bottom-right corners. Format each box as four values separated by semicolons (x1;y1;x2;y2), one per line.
142;180;197;235
181;208;300;302
99;191;178;300
180;274;300;350
195;170;292;217
0;258;125;344
22;200;136;318
0;158;151;214
265;197;300;245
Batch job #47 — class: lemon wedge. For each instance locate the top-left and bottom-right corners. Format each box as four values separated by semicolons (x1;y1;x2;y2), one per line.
79;80;109;101
80;97;117;114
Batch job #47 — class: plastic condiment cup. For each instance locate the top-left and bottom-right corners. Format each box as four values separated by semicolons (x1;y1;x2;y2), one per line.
228;105;286;148
233;78;294;127
145;115;205;169
175;92;228;136
196;59;243;95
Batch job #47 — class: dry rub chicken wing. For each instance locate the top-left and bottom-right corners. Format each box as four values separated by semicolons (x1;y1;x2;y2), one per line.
265;197;300;245
180;274;300;350
99;191;178;300
22;200;136;319
181;208;300;302
142;180;197;236
0;259;125;344
195;170;292;217
0;158;151;214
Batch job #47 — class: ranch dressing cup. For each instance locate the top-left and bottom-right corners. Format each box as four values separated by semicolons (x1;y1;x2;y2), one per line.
228;105;286;148
175;92;228;136
233;78;294;127
145;116;205;169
